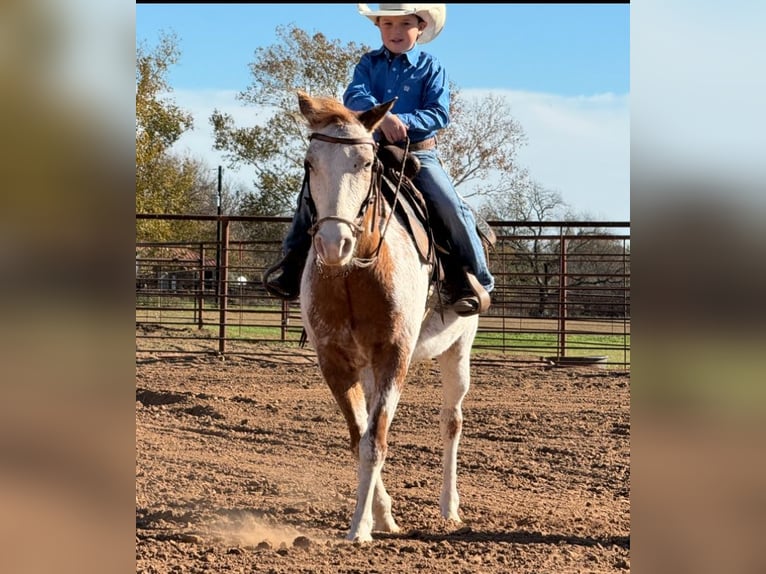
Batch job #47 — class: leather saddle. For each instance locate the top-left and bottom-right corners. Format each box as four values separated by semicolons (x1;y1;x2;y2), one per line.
375;145;495;312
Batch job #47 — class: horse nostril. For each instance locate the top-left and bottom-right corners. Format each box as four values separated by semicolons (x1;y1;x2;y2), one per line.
339;238;354;260
314;236;325;259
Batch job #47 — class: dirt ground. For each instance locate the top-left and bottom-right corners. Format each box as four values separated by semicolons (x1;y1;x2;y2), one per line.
136;335;630;573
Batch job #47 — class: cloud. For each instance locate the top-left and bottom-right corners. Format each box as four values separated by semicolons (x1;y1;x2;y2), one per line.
462;89;630;221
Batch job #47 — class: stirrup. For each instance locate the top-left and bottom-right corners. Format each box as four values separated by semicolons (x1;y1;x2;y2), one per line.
452;270;491;317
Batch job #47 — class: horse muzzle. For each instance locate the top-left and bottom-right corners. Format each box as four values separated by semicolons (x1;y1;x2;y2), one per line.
310;216;361;267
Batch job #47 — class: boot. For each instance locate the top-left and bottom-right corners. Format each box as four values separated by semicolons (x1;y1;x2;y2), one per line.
442;267;491;317
262;248;308;301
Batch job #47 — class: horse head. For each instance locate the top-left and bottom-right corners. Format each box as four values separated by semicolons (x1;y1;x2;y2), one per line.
298;91;395;267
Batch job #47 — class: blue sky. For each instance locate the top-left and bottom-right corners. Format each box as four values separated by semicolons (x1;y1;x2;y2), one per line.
136;3;630;220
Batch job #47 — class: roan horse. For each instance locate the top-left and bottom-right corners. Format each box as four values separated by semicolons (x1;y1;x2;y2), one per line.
295;91;480;542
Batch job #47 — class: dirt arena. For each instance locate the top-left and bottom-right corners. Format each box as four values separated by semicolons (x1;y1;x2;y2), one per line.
136;340;630;573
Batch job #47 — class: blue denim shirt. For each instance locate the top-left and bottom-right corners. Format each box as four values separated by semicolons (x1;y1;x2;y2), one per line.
343;44;450;143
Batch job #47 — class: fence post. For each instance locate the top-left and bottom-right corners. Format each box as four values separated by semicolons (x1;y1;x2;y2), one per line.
218;218;230;355
197;243;204;329
557;231;567;359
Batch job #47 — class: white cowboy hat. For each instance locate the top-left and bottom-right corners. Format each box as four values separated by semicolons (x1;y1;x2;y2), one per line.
357;4;446;45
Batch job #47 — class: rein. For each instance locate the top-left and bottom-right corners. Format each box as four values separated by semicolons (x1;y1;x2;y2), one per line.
305;132;409;270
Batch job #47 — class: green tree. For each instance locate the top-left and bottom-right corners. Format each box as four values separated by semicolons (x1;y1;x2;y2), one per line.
136;32;198;241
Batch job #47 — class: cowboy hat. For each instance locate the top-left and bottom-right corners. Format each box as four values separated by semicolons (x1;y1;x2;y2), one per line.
357;4;446;45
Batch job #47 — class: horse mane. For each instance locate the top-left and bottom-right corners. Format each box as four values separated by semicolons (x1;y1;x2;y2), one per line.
300;93;362;131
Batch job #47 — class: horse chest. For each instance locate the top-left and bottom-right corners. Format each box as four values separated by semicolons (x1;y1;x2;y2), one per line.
306;270;403;329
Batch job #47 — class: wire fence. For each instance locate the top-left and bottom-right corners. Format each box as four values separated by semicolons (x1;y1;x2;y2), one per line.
136;214;630;369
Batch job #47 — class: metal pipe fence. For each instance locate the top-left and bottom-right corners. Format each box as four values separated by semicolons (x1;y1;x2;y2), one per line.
136;214;630;369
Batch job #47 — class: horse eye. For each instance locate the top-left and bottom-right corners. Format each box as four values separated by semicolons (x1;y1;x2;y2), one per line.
304;160;313;171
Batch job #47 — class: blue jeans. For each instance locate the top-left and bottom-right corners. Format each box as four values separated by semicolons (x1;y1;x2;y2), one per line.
283;149;495;293
283;179;313;254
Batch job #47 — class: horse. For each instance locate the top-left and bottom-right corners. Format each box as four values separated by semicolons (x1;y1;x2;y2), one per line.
295;91;480;542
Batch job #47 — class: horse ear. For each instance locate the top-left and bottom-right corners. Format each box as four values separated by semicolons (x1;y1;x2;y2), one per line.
297;90;319;123
358;97;397;132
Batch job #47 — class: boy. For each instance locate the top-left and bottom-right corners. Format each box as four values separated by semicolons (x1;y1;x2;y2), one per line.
264;3;494;316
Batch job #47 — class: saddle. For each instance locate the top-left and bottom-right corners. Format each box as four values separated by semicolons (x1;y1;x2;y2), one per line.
376;145;495;314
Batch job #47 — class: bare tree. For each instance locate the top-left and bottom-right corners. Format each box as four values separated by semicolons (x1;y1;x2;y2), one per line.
439;88;528;202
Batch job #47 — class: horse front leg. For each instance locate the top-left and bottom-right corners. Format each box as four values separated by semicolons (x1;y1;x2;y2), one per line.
437;342;472;522
327;378;367;461
321;355;372;536
326;366;400;540
356;369;398;536
348;363;406;542
338;418;400;537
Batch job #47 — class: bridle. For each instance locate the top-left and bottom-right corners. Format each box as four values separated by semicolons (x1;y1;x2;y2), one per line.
304;132;409;270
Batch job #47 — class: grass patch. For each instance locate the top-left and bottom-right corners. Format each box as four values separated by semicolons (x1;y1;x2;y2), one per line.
473;330;630;365
137;299;630;366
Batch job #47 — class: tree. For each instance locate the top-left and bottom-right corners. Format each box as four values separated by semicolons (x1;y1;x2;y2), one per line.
479;179;628;318
211;25;369;219
136;32;199;241
564;232;630;318
478;179;564;315
439;88;528;201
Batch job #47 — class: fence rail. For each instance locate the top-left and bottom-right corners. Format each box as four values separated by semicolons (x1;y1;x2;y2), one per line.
136;215;630;368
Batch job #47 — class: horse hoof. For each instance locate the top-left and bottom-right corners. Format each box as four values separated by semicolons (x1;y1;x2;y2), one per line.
347;532;373;543
373;516;400;534
442;511;462;523
377;522;401;534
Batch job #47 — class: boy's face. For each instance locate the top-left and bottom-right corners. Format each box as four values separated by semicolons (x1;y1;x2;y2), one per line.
376;15;426;55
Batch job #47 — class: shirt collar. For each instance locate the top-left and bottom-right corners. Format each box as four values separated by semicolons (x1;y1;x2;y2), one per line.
373;43;423;66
